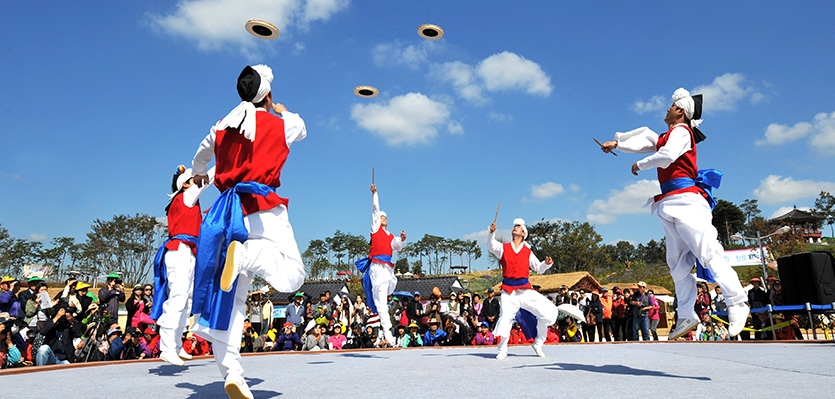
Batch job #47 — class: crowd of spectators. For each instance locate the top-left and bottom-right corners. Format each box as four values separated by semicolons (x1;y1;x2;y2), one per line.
0;272;813;369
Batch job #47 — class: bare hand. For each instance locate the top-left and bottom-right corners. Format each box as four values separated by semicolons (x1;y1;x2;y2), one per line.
601;141;618;153
631;162;640;175
55;308;66;320
272;103;287;114
400;230;407;241
544;256;553;266
370;184;377;194
193;174;209;188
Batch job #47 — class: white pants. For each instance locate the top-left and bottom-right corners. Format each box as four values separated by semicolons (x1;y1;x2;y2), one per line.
158;242;195;354
494;288;559;347
192;205;305;378
370;262;397;342
657;193;747;320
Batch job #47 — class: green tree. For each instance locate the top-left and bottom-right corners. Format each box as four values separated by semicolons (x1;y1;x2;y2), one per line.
712;199;746;246
394;257;410;274
410;259;423;275
303;239;330;280
1;238;44;276
815;191;835;237
636;239;666;264
80;213;164;284
740;199;762;225
526;220;602;274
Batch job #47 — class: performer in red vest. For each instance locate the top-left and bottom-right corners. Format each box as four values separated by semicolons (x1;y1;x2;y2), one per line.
190;64;307;399
488;218;558;360
355;184;406;345
152;165;213;366
601;88;749;340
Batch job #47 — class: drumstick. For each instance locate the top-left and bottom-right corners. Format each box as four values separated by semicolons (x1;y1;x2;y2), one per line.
372;166;375;184
493;202;501;225
594;138;617;156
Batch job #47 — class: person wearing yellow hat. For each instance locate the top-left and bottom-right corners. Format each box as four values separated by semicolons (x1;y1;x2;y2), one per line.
401;322;423;348
0;276;22;318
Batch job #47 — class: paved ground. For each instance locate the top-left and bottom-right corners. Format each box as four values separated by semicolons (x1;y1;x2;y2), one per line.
3;342;834;398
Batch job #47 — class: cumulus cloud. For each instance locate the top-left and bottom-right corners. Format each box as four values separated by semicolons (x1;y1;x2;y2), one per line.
585;179;660;225
753;175;835;205
351;92;459;146
755;121;814;146
527;182;565;202
569;184;581;193
372;40;438;69
631;73;763;115
488;111;513;122
431;51;552;104
28;233;47;241
756;111;835;155
147;0;349;52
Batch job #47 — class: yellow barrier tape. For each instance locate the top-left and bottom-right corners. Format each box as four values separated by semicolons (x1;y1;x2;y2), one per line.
710;314;792;332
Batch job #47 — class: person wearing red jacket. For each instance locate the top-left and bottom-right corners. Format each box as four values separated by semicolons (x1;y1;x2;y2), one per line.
612;288;627;341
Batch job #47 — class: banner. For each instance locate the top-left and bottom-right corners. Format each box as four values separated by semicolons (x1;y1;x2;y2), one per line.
22;264;52;279
723;247;769;267
272;305;287;319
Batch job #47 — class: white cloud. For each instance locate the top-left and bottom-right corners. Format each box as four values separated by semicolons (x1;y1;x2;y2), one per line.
463;228;511;243
569;184;581;193
809;111;835;155
431;51;552;103
585;179;660;225
476;51;552;96
372;40;437;69
147;0;348;52
528;182;565;201
488;111;513;122
630;73;762;115
631;95;666;114
293;42;306;54
350;93;457;146
755;121;814;146
769;206;813;219
28;233;47;241
753;175;835;205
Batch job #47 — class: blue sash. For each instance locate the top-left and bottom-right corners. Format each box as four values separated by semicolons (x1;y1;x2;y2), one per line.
191;181;274;331
659;169;723;284
503;278;530;287
659;169;723;210
150;234;197;321
355;254;392;314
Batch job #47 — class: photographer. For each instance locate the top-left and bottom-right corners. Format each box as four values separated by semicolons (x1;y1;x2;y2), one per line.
97;273;125;323
37;305;83;365
55;278;82;318
272;322;300;351
1;318;32;368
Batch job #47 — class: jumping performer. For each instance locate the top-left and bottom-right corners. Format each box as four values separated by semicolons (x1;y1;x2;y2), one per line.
152;165;214;366
355;184;406;344
190;64;307;399
600;87;749;339
488;218;558;360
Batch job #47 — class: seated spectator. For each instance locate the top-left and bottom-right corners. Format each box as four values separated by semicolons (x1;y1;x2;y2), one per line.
441;322;463;346
105;326;125;361
546;323;560;343
344;322;373;349
182;332;210;356
392;325;407;347
423;318;447;347
37;306;82;365
714;320;730;341
140;327;160;358
0;278;23;319
273;323;301;352
120;326;142;360
472;322;495;345
402;322;423;348
25;282;54;327
1;318;31;368
125;285;145;325
303;322;328;351
328;324;347;350
508;322;533;344
241;327;257;353
694;313;713;341
130;297;155;330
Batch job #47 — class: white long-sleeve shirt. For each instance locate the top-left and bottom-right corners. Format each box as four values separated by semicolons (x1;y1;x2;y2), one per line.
614;124;692;172
487;232;551;274
372;192;403;251
181;166;215;207
192;108;307;176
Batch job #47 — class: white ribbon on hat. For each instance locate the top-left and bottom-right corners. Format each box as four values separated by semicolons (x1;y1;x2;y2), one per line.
672;88;702;130
215;64;274;142
513;218;528;239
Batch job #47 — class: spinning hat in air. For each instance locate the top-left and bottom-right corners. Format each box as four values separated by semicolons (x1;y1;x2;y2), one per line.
418;24;444;40
245;19;279;40
353;85;379;98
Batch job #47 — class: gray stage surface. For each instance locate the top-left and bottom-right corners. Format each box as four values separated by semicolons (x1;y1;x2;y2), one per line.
3;342;834;398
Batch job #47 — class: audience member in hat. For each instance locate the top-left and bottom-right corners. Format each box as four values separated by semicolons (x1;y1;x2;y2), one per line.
747;277;769;339
55;278;83;318
0;277;23;318
302;322;328;351
488;218;559;359
240;327;257;353
18;277;42;315
423;318;446;347
401;322;423;348
119;326;143;360
140;327;160;358
392;325;408;347
105;325;125;361
406;292;425;327
647;290;661;341
311;293;332;327
482;288;500;330
545;323;560;343
441;321;463;346
472;322;495;345
328;323;347;350
388;295;402;332
285;292;306;330
97;273;125;323
272;322;300;351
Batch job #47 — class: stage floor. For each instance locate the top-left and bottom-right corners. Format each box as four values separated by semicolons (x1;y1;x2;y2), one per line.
3;341;834;398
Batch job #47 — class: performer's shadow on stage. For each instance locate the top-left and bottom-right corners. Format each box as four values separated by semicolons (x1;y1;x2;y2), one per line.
515;363;711;381
339;353;387;359
175;378;281;399
149;363;207;376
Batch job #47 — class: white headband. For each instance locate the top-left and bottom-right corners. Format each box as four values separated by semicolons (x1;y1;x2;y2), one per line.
215;64;275;142
672;88;702;130
513;218;528;239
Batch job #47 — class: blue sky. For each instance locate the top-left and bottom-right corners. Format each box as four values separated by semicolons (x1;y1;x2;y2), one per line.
2;1;835;271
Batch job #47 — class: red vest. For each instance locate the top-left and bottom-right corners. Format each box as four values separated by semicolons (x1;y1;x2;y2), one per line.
165;193;201;254
654;124;705;202
369;228;394;266
214;111;290;215
500;242;533;293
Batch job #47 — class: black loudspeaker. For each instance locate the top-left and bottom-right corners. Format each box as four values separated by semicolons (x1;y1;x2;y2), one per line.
777;251;835;306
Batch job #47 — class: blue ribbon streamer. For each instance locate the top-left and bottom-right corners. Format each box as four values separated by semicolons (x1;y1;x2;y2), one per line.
191;181;273;331
150;234;197;321
355;254;392;314
515;309;538;340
